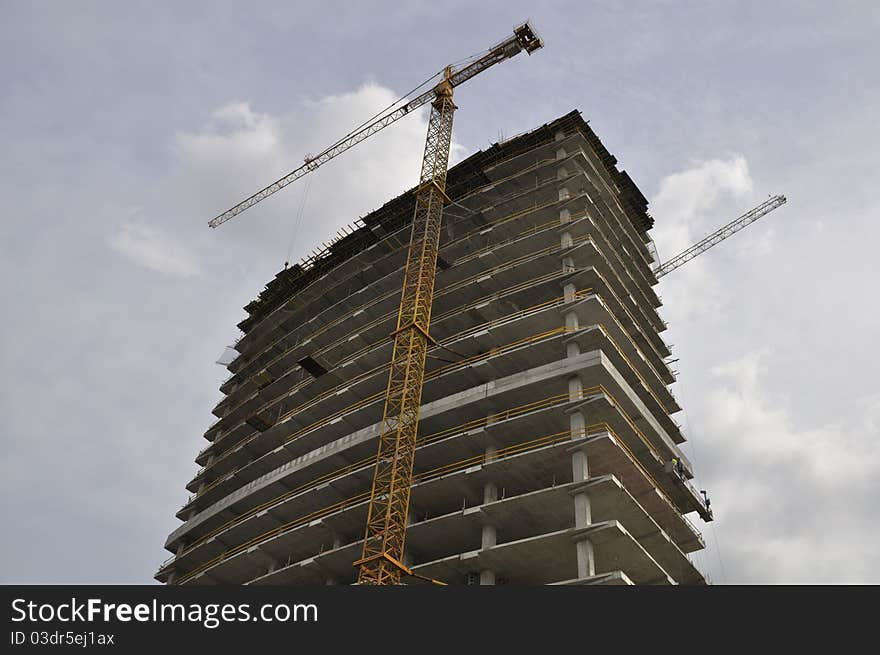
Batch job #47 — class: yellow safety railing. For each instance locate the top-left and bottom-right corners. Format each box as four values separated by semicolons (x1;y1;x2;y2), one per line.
197;324;577;490
196;264;600;468
208;217;591;440
201;226;672;493
173;411;691;586
227;176;566;388
168;374;688;576
167;386;607;570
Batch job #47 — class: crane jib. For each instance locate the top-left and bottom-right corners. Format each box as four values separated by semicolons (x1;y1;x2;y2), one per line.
207;22;542;229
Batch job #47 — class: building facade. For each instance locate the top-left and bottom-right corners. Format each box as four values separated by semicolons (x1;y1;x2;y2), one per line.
156;110;712;586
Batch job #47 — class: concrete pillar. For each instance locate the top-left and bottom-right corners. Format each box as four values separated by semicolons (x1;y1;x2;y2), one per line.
559;208;571;224
557;166;568;180
573;491;592;523
567;341;580;358
570;439;595;578
564;311;579;331
576;539;596;578
560;231;573;248
555;130;566;142
563;283;577;303
556;147;567;159
562;256;575;273
568;376;583;401
483;481;498;504
558;187;570;201
482;524;497;548
570;409;587;440
480;449;499;585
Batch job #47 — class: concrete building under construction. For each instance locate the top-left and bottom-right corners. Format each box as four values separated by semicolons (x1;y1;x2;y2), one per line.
156;110;713;586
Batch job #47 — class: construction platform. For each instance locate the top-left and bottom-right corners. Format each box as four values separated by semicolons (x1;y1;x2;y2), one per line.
156;110;711;586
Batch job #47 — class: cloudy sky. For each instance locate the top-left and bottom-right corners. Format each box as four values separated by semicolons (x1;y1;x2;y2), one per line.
1;1;877;584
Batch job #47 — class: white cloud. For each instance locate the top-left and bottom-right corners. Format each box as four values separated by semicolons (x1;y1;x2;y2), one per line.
651;155;753;258
689;351;880;582
650;156;755;324
171;84;464;267
107;222;200;277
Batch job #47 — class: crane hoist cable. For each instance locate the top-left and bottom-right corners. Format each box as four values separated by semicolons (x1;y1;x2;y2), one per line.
284;174;313;268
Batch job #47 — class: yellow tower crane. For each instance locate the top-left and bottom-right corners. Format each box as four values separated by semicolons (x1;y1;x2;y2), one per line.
207;23;543;585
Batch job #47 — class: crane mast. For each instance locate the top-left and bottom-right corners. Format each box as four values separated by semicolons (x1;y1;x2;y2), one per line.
353;70;456;586
354;25;542;585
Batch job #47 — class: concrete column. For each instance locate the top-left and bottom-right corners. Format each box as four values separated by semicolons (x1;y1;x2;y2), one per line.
557;166;568;180
559;208;571;224
481;449;498;584
558;187;570;201
570;409;587;440
563;283;577;303
576;539;596;578
565;304;580;357
556;147;567;159
573;491;592;524
482;524;497;548
259;548;281;574
571;438;595;579
555;130;566;142
560;230;573;249
480;510;498;586
568;376;583;401
483;481;498;504
562;256;575;273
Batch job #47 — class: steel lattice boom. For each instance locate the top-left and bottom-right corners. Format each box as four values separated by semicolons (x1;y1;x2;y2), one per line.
655;195;787;279
208;23;542;228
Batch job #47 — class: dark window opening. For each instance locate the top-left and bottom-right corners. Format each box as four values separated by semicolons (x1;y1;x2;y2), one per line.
298;355;328;378
245;414;273;432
